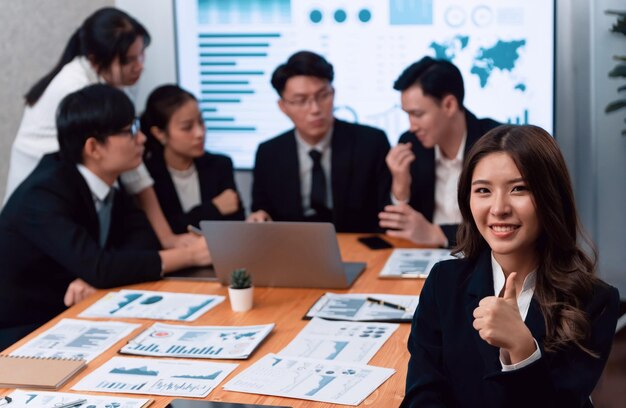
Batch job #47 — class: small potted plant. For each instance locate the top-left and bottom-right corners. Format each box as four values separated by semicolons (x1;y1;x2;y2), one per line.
228;268;253;312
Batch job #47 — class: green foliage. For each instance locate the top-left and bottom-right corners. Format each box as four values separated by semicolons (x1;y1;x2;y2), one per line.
605;10;626;135
230;268;252;289
606;10;626;35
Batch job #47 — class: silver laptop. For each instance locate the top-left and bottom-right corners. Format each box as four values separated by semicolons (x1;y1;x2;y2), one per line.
199;221;366;289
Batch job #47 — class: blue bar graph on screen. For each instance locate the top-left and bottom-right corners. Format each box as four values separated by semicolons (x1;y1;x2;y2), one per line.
198;0;291;24
389;0;433;25
506;109;529;125
196;1;289;137
196;31;281;133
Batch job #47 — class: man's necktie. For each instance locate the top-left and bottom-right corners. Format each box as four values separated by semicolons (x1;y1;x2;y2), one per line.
98;189;114;246
309;149;327;213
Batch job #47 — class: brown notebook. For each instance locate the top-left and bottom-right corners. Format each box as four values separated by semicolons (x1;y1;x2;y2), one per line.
0;355;86;389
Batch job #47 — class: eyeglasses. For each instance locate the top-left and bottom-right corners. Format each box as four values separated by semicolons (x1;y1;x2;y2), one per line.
110;118;141;139
282;87;334;110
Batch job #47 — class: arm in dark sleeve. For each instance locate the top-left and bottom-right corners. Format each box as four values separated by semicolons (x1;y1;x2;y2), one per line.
486;284;620;407
440;224;459;248
214;156;245;220
401;263;451;407
374;132;392;213
112;188;162;250
20;185;162;288
251;145;270;213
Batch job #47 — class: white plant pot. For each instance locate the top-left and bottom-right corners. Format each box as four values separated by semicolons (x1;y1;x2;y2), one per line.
228;286;254;312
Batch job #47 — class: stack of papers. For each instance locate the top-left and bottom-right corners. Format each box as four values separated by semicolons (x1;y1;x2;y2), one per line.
79;290;224;321
122;323;274;359
305;293;418;322
223;353;394;406
378;249;454;279
72;356;237;398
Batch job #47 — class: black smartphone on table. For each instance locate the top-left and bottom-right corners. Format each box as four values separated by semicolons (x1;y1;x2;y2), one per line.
358;235;393;250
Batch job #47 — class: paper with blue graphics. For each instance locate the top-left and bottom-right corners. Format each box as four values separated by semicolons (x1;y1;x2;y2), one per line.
223;353;394;405
280;318;398;364
306;293;418;322
79;290;224;321
9;319;140;362
72;356;237;398
379;248;454;279
7;389;151;408
121;322;274;359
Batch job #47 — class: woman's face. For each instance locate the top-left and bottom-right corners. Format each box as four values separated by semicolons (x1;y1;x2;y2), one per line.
469;152;541;262
101;36;145;87
163;99;206;160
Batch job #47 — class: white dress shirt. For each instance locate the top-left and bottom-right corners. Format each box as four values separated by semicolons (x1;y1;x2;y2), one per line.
491;253;541;371
168;164;201;213
76;165;116;212
432;133;466;225
294;129;333;216
4;56;152;203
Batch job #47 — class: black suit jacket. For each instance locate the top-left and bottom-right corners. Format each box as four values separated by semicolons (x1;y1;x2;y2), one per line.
0;154;162;330
398;110;500;245
145;150;244;234
252;119;391;232
401;250;620;408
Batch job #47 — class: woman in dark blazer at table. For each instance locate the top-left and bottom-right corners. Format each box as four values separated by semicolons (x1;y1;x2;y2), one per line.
401;125;619;408
141;85;244;234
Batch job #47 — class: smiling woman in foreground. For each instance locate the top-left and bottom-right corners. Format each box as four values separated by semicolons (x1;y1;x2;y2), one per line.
401;125;619;408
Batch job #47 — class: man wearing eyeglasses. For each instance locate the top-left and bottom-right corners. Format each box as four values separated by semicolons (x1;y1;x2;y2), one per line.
248;51;391;232
0;84;211;350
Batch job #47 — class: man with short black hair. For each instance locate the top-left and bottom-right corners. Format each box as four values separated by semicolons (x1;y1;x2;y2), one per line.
249;51;391;232
0;84;210;349
379;57;500;246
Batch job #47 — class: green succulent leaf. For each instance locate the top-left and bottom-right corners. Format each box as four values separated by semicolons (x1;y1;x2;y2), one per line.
230;268;252;289
609;64;626;77
605;99;626;113
605;10;626;17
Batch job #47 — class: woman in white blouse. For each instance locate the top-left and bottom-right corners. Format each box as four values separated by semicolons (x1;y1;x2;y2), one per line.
5;7;190;248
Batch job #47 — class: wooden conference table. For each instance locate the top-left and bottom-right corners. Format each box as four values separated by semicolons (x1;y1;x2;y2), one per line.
1;234;425;408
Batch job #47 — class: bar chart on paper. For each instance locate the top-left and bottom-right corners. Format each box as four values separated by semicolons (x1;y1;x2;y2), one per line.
121;323;274;359
73;356;238;398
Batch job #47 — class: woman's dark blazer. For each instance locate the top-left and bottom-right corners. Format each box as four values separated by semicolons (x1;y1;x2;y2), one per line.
145;150;245;234
401;249;619;408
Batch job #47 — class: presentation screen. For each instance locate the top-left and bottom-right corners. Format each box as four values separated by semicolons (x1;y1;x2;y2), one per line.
174;0;554;169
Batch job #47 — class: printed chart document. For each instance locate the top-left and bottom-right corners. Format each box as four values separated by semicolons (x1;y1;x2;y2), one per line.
305;293;418;322
72;356;237;398
223;353;394;406
121;322;274;359
279;318;398;364
8;389;151;407
378;249;454;279
79;290;225;321
10;319;140;362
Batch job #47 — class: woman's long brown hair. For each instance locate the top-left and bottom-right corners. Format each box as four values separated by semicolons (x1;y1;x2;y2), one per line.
455;125;599;355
